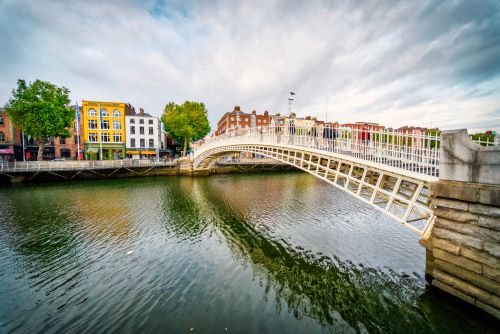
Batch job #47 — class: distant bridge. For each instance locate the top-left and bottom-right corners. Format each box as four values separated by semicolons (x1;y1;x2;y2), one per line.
194;126;443;237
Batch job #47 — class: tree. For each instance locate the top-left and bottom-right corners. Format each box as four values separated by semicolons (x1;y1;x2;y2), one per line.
4;79;73;161
161;101;211;157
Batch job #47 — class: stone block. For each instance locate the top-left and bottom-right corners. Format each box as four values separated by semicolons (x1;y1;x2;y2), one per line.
433;249;482;275
476;300;500;320
484;265;500;282
433;269;491;302
479;215;500;231
430;180;500;206
432;238;460;255
432;198;468;211
460;247;499;268
469;203;500;218
434;207;478;224
484;242;500;258
435;217;479;237
478;227;500;243
432;227;483;250
425;249;435;276
478;185;500;206
432;278;475;305
430;180;479;203
439;129;500;185
434;259;500;295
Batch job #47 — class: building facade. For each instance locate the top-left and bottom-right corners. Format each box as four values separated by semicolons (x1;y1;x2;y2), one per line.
0;108;15;162
215;106;272;135
125;108;161;159
81;101;126;160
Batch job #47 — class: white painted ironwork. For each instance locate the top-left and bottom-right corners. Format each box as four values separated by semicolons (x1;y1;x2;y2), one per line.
0;159;177;173
194;125;439;237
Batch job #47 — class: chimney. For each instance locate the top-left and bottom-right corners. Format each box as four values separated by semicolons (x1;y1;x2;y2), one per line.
264;110;269;116
252;110;256;115
140;108;144;116
234;106;241;112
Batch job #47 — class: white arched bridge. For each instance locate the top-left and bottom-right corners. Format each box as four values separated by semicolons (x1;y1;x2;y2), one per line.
194;125;442;237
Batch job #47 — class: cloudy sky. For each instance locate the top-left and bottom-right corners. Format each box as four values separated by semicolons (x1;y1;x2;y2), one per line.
1;0;499;132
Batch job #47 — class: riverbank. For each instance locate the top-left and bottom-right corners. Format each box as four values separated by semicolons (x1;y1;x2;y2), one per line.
0;158;297;184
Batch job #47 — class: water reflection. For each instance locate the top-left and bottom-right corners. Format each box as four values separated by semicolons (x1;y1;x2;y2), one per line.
0;175;497;334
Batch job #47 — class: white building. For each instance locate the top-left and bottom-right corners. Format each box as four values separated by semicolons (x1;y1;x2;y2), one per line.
125;108;161;159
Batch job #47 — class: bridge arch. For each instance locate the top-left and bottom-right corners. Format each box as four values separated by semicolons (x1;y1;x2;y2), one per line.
195;140;436;237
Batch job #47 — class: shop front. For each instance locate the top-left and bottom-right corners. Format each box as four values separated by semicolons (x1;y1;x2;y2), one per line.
85;144;125;160
125;149;158;160
0;146;14;163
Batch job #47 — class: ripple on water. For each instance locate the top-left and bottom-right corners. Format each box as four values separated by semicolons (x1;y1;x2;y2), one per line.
0;174;498;334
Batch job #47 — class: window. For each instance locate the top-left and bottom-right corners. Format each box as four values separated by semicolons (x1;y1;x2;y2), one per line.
0;132;4;142
140;139;145;148
130;126;135;134
113;120;121;130
149;127;154;135
112;109;121;118
130;118;135;124
148;119;153;124
139;119;144;124
113;133;122;142
101;108;109;117
102;120;109;129
0;116;4;125
87;108;97;116
88;133;97;142
263;120;267;123
149;139;154;148
88;119;97;129
140;126;144;135
60;137;66;145
101;133;110;142
130;138;136;147
74;135;79;145
258;119;261;123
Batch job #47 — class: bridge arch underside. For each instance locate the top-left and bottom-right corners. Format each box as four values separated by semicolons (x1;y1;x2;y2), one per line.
195;144;434;236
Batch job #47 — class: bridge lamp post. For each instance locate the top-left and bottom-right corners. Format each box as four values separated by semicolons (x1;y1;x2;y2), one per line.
288;91;295;117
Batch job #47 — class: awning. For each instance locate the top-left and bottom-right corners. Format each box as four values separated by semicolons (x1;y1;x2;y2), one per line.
126;150;157;155
0;148;13;154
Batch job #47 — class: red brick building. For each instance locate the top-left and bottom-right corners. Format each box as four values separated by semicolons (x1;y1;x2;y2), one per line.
215;106;273;135
341;122;385;131
0;108;15;162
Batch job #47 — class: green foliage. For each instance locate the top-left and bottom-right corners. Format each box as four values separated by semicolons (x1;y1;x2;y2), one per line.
161;101;211;155
471;132;495;146
4;79;73;140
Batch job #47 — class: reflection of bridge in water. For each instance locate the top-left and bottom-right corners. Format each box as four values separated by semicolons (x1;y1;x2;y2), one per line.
194;127;500;319
194;126;442;236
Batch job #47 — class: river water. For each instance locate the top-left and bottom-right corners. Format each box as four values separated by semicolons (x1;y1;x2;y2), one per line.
0;173;497;333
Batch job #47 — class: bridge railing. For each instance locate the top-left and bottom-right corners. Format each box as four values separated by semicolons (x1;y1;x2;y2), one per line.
195;125;441;177
0;159;178;173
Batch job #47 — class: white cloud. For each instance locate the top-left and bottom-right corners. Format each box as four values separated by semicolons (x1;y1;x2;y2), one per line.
0;0;499;132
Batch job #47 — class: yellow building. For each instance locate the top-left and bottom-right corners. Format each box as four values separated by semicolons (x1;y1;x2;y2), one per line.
81;100;127;160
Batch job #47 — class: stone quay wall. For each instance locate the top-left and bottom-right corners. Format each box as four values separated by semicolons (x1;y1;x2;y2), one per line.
425;129;500;319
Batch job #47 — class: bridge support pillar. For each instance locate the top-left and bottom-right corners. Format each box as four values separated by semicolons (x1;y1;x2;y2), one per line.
423;129;500;319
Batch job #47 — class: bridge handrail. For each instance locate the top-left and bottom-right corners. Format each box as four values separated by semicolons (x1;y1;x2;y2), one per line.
195;125;441;177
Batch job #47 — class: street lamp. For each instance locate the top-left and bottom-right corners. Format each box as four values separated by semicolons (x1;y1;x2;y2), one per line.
288;91;295;116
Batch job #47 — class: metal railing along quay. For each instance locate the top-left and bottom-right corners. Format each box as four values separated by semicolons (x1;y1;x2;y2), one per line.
195;125;443;177
0;159;178;173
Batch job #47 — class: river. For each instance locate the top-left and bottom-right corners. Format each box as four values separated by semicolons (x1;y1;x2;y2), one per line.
0;173;497;333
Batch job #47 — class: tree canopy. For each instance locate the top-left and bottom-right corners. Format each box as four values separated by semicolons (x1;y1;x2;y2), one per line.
161;101;211;156
4;79;73;160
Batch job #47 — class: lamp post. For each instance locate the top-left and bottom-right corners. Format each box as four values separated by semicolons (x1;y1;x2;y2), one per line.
288;91;295;116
